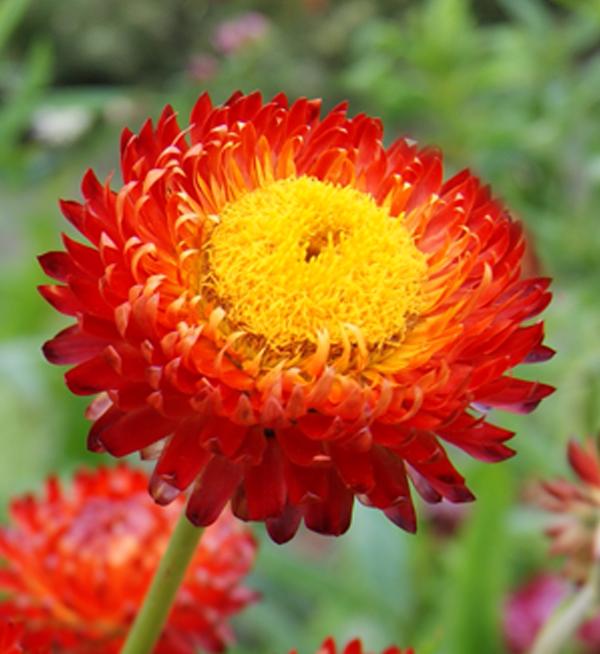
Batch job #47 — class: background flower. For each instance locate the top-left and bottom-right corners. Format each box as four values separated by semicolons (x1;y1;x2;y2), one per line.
212;12;270;56
0;466;257;653
503;574;600;653
531;438;600;583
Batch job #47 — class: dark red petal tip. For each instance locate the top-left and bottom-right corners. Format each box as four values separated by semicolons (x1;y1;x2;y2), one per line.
265;504;303;544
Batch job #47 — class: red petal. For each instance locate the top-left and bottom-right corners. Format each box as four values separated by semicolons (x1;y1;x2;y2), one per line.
458;441;516;463
65;354;124;395
68;275;110;317
407;466;442;503
329;441;374;493
568;439;600;488
42;325;107;364
304;470;353;536
92;407;174;456
155;418;212;490
476;378;554;414
235;427;267;466
296;413;334;440
266;503;302;544
148;472;181;506
186;456;242;526
277;427;324;466
525;344;556;363
384;501;417;533
38;251;72;281
59;198;104;244
396;432;473;503
212;417;249;458
284;461;329;505
364;447;412;509
87;405;124;452
243;440;286;520
317;638;336;654
62;233;104;277
438;417;517;463
343;640;363;654
189;92;214;143
38;284;81;316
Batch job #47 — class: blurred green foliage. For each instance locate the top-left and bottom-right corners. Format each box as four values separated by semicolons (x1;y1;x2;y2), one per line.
1;1;600;653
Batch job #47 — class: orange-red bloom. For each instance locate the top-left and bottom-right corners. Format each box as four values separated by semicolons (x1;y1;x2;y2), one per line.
289;637;412;654
0;466;257;653
40;91;553;542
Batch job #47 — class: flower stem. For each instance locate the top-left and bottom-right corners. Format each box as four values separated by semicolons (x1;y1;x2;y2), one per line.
121;507;203;654
529;564;600;654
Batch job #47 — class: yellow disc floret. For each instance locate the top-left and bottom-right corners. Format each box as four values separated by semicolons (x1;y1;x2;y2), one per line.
207;176;427;353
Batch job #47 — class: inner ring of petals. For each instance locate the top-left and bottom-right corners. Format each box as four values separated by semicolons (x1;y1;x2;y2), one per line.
205;176;427;352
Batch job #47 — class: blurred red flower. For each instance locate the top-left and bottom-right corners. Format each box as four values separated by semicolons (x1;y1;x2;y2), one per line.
40;91;553;542
0;619;52;654
289;637;412;654
533;438;600;583
0;621;30;654
0;466;257;653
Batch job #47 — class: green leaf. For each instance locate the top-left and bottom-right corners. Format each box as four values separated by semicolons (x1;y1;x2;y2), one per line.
0;0;30;53
443;464;513;654
0;38;53;168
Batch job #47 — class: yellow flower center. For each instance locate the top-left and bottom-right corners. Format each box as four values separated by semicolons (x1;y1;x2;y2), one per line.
207;176;427;354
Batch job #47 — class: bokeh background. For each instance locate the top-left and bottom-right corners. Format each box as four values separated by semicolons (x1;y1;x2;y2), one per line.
1;0;600;652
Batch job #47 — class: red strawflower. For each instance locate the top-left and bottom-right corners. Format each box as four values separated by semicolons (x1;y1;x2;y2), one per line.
40;91;553;542
289;637;412;654
0;466;257;653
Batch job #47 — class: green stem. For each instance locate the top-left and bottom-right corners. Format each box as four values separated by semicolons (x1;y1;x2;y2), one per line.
121;507;203;654
529;564;600;654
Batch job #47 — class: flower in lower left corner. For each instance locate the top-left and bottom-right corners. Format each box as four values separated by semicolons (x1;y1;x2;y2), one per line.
0;621;20;654
289;638;413;654
0;465;258;653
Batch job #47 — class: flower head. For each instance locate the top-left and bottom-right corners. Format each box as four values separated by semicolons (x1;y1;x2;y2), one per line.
533;438;600;582
40;92;553;542
289;637;412;654
0;465;257;653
